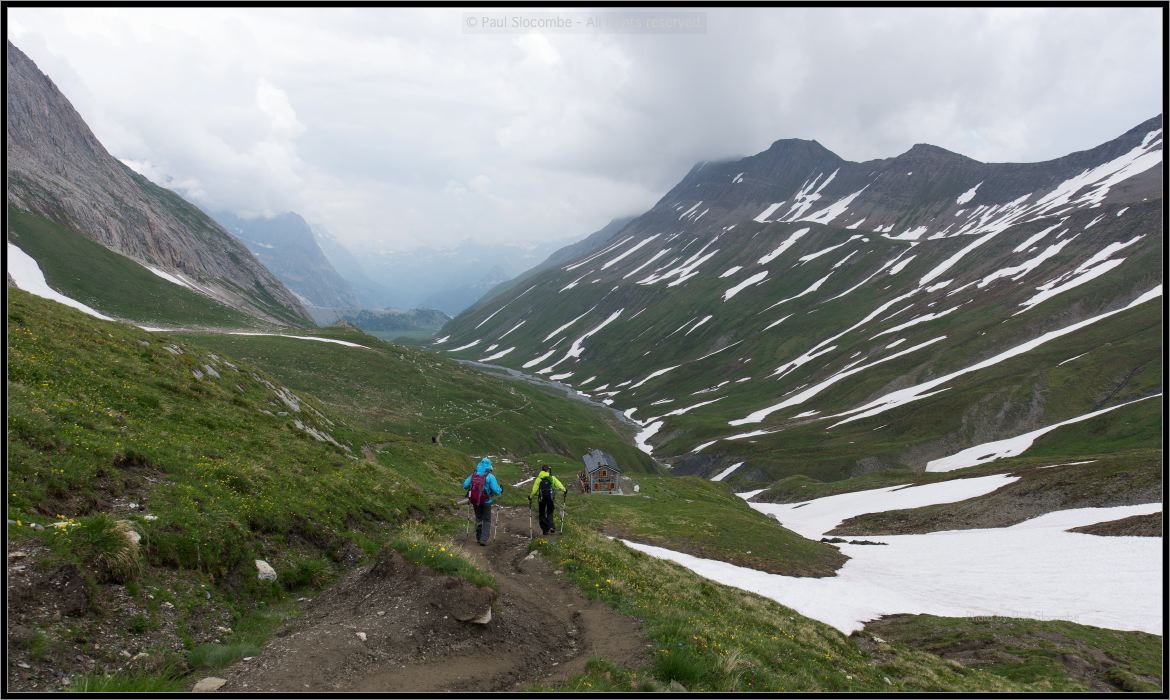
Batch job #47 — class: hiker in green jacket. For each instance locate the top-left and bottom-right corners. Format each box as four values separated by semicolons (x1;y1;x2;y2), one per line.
530;464;566;535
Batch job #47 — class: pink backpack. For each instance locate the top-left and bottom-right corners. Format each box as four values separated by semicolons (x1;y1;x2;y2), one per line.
468;474;489;505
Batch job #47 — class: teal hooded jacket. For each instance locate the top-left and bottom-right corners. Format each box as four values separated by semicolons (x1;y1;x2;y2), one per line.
463;458;503;504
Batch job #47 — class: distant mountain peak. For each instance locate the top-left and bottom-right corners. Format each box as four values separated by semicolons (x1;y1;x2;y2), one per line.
896;142;980;164
761;136;843;163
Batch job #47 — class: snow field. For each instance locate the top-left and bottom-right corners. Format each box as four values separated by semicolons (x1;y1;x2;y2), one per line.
624;476;1161;634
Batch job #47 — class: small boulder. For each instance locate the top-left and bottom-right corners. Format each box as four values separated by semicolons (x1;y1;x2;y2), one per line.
432;578;496;624
255;560;277;582
468;608;492;625
192;677;227;692
355;632;367;642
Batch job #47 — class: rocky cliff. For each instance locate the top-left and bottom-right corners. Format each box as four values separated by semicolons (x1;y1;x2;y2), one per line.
212;211;360;314
6;41;310;326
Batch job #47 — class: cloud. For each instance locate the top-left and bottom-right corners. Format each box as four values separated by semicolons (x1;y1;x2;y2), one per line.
7;7;1162;252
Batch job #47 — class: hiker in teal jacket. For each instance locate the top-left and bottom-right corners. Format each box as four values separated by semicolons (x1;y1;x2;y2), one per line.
463;458;503;545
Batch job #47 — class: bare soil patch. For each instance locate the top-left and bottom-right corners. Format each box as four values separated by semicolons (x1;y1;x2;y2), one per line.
1068;512;1161;537
214;507;648;692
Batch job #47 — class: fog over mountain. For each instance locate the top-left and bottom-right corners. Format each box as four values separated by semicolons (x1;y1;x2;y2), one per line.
7;6;1161;266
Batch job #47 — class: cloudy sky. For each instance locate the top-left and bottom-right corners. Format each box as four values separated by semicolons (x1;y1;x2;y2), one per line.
8;6;1162;253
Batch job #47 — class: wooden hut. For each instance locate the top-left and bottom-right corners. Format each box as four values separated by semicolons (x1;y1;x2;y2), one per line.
582;448;621;494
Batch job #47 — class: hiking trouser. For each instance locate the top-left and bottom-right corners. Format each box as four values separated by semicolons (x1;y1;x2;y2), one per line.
538;496;556;534
474;502;492;544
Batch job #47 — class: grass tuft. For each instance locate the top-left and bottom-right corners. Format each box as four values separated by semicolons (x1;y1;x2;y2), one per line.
50;514;142;584
389;522;497;591
187;642;261;669
67;670;186;693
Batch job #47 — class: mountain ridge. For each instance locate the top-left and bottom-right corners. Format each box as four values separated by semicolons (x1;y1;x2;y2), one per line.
437;115;1163;487
6;40;310;326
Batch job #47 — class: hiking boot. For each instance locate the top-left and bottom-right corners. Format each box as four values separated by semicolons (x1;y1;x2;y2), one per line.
478;541;487;546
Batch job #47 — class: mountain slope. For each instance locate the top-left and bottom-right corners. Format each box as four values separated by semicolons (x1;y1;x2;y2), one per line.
472;215;638;310
212;211;360;318
437;117;1163;486
6;40;309;326
7;205;258;328
9;261;1160;694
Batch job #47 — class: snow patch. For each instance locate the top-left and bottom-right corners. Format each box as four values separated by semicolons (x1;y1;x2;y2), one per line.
8;243;116;322
478;347;515;362
710;462;744;482
925;394;1160;472
228;332;371;349
723;270;769;301
600;234;661;270
955;181;982;205
758;228;810;264
447;339;482;352
753;202;786;223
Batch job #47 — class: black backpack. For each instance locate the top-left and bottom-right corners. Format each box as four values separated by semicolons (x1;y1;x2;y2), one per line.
538;473;554;502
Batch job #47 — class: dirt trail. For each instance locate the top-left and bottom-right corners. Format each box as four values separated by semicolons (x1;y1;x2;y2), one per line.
213;506;647;692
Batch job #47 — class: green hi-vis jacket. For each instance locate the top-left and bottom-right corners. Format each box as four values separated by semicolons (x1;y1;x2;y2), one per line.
530;470;566;499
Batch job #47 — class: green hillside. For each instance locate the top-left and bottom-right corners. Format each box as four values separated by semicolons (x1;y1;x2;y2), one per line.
7;290;1160;692
178;327;657;473
439;210;1162;485
7;206;262;329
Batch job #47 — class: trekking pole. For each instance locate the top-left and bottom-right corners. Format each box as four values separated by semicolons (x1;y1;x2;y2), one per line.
559;492;566;534
527;496;533;538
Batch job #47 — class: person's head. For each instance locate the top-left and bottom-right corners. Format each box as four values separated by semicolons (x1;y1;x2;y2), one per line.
477;457;493;473
542;464;552;474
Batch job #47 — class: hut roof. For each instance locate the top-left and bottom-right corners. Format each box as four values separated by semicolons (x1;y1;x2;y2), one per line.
583;448;619;473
